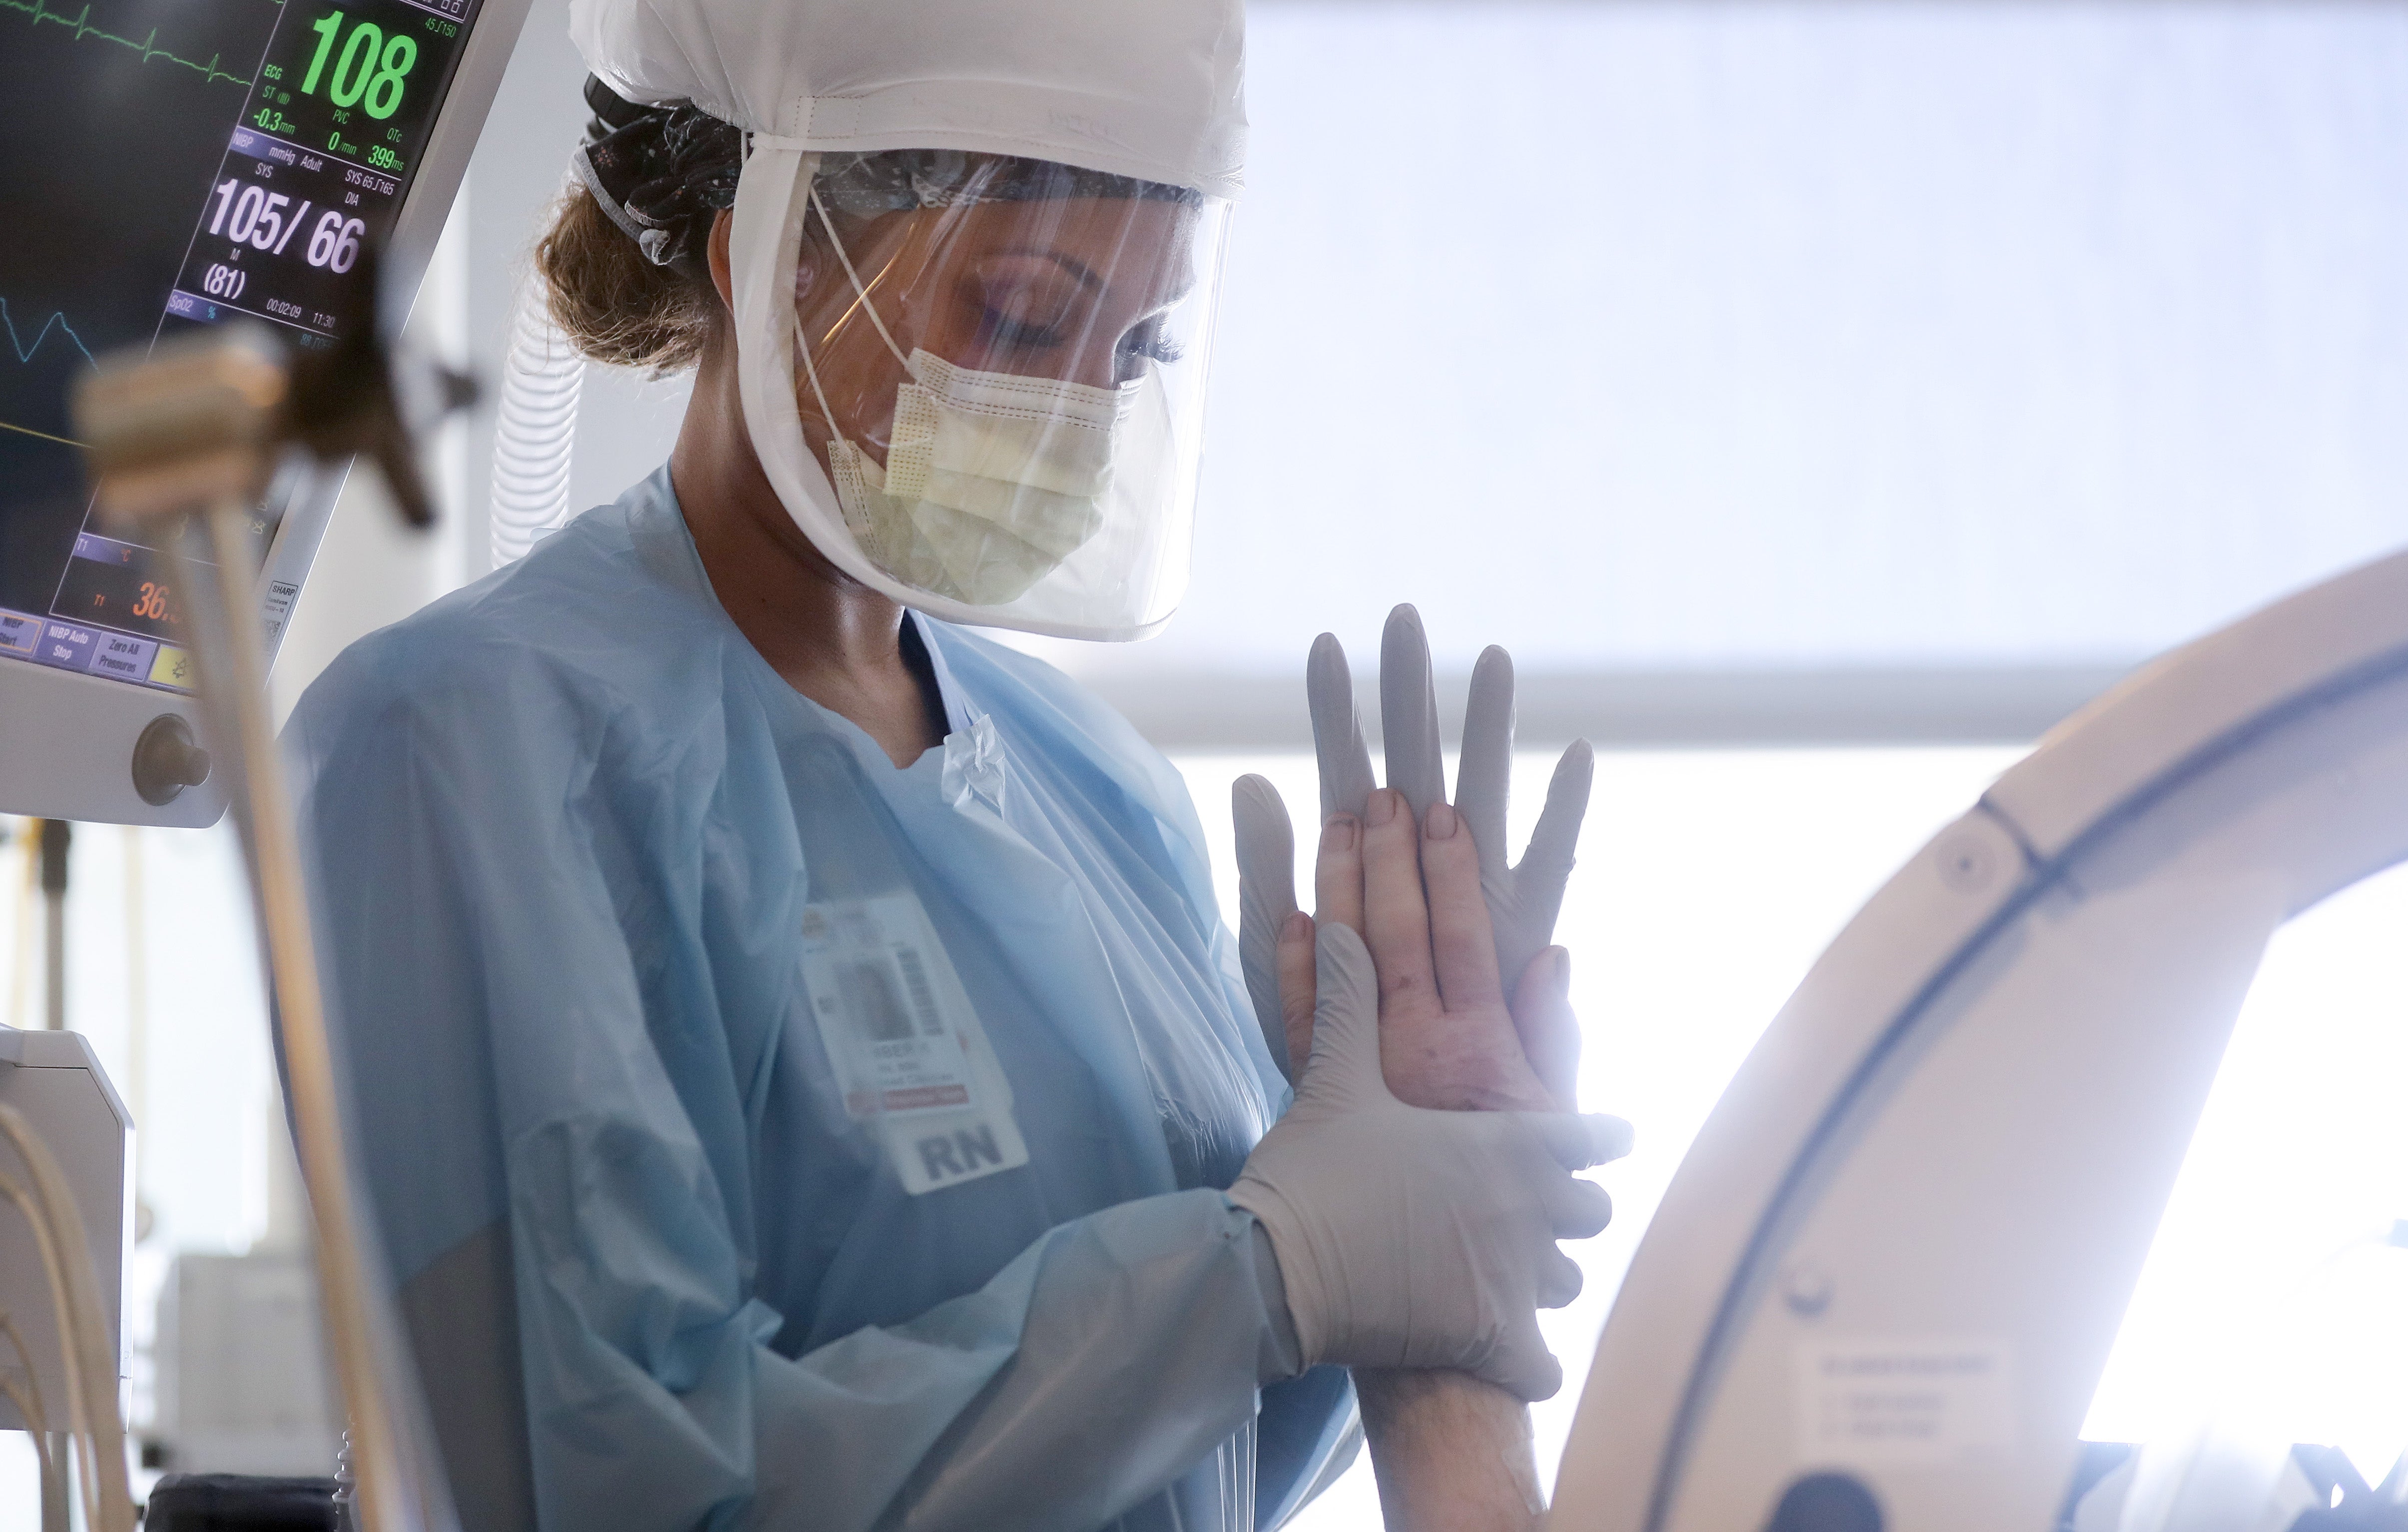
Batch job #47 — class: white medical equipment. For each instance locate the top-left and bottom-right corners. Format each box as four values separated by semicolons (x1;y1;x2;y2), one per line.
0;1026;134;1531
0;0;531;828
1549;549;2408;1529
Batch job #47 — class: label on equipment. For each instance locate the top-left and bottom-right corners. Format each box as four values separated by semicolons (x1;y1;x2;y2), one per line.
89;632;156;681
0;611;39;656
1794;1337;2015;1466
801;894;1028;1195
37;623;98;671
262;581;301;646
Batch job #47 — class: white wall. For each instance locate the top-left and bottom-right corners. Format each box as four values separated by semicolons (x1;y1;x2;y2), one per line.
451;0;694;577
1104;1;2408;681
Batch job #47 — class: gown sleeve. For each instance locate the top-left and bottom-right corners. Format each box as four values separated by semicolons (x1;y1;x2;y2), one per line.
287;632;1303;1532
739;1198;1298;1532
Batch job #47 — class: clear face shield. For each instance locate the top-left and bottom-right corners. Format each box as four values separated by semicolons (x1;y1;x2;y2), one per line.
729;141;1232;640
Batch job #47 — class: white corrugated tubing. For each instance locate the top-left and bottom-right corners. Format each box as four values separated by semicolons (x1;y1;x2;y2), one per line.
488;264;586;567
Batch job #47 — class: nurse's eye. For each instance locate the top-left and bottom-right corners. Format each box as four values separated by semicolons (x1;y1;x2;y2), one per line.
966;263;1085;359
975;305;1065;354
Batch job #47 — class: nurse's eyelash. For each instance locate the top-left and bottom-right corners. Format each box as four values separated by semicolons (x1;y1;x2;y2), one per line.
1122;331;1184;366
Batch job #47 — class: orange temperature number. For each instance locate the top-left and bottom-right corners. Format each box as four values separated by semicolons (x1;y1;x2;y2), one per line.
133;582;173;622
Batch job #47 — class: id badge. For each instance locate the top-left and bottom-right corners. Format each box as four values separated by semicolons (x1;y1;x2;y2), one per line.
801;893;1029;1194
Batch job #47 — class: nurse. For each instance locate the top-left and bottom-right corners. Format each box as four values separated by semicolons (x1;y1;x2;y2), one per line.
287;0;1623;1529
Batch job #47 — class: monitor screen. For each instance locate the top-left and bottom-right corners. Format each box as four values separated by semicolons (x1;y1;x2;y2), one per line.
3;0;490;695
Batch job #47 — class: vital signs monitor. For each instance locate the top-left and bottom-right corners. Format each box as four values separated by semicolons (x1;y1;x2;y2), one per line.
0;0;529;825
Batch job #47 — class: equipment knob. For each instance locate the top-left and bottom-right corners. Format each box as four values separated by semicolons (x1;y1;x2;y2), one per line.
131;714;212;806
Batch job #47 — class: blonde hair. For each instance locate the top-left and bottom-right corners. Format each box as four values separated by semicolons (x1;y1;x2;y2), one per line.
533;184;720;376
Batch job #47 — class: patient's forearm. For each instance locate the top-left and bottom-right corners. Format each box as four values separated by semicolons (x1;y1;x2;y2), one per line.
1355;1369;1544;1532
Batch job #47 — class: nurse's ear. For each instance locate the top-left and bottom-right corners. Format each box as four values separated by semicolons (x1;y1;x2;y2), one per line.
709;207;827;313
707;207;736;313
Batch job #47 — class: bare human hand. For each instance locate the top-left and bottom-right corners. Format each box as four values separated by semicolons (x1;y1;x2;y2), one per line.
1231;609;1628;1532
1270;790;1583;1115
1234;605;1594;1098
1270;787;1627;1532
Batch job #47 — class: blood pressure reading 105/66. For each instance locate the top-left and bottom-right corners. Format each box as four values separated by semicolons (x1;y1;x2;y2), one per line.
167;0;469;342
0;0;482;695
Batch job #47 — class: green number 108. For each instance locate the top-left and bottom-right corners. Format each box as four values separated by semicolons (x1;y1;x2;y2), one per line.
301;9;417;121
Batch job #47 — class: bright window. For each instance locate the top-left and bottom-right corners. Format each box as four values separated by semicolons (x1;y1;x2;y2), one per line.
1059;0;2408;715
2084;861;2408;1476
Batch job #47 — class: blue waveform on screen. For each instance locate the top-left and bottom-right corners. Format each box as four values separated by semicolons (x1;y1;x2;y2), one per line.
2;298;99;370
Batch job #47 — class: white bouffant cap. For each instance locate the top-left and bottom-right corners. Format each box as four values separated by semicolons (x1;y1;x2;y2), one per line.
568;0;1249;199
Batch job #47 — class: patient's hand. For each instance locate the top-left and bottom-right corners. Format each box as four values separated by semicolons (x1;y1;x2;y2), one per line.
1235;611;1617;1532
1272;789;1617;1532
1268;788;1582;1115
1232;606;1593;1106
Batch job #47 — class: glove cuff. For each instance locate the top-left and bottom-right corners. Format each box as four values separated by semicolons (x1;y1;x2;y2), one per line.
1226;1181;1328;1373
1246;1219;1305;1382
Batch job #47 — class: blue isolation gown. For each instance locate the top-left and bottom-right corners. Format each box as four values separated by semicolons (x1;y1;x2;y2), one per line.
285;468;1357;1532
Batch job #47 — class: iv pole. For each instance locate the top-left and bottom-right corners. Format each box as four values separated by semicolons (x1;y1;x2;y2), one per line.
73;305;468;1532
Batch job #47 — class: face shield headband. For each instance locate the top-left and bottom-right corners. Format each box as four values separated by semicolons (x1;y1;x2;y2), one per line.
729;137;1231;641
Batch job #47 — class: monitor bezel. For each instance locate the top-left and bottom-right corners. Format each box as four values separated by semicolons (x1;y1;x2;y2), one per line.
0;0;537;829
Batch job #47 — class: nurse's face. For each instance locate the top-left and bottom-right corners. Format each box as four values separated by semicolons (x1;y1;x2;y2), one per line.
789;193;1199;468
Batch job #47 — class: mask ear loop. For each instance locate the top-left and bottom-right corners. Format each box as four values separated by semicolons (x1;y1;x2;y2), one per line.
809;182;918;380
794;298;846;464
789;183;882;551
794;177;919;470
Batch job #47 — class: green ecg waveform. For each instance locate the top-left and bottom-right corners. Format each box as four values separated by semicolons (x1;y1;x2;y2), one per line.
3;0;262;89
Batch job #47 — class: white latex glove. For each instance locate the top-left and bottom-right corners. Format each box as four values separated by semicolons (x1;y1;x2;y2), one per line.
1236;605;1593;1083
1228;922;1628;1403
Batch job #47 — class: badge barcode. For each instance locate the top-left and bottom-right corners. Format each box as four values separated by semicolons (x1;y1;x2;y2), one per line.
895;946;944;1035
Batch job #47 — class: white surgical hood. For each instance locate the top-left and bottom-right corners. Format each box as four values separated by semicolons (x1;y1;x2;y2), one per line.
567;0;1247;198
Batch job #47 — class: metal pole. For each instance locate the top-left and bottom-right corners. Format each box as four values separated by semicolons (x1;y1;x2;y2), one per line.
75;323;460;1532
192;498;409;1532
37;819;69;1032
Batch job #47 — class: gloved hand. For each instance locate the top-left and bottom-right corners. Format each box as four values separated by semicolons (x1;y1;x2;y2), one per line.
1235;604;1593;1096
1228;921;1629;1402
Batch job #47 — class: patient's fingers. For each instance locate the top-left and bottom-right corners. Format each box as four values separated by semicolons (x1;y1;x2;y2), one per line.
1314;812;1363;936
1360;788;1437;1006
1423;801;1504;1011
